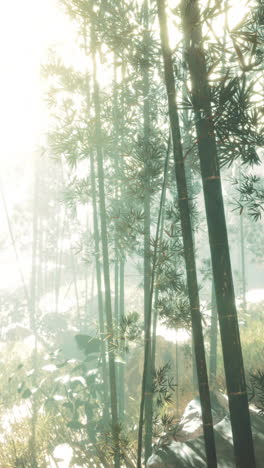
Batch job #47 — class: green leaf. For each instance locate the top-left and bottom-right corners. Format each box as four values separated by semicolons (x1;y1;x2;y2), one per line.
67;420;85;430
69;376;86;389
44;398;57;413
62;401;74;412
75;398;85;408
22;388;32;399
74;335;101;355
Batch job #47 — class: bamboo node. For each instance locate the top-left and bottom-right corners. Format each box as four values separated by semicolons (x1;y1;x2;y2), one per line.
219;314;235;319
203;175;220;181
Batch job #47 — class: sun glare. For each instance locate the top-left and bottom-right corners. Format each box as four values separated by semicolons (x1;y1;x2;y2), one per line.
0;0;250;174
0;0;76;168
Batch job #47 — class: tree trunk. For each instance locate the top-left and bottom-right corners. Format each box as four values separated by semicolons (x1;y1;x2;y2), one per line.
175;330;180;418
30;154;39;468
142;0;153;462
90;152;109;421
138;137;170;468
91;26;120;468
157;1;217;466
71;252;81;329
151;139;169;370
151;206;166;370
181;1;256;466
119;259;125;419
209;281;217;387
238;168;247;312
182;75;198;394
83;25;109;423
113;54;121;410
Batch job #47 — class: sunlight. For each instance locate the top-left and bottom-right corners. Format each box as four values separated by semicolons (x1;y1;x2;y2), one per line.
0;1;262;466
166;0;250;50
0;0;251;165
0;0;78;170
49;444;75;468
157;324;190;344
246;289;264;303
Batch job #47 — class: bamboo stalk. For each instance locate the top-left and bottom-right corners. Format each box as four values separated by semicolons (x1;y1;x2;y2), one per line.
157;1;217;465
181;0;256;465
91;21;120;467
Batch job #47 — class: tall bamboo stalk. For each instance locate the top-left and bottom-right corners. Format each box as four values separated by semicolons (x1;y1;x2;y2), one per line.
71;253;81;329
54;209;60;315
181;1;256;465
150;205;166;370
118;47;126;421
157;1;217;466
29;154;39;468
90;153;109;420
91;22;120;467
83;22;109;422
182;57;198;392
113;53;121;411
151;137;170;369
113;53;120;331
119;259;125;419
141;0;153;461
209;281;217;386
175;330;179;418
238;168;247;312
137;137;170;468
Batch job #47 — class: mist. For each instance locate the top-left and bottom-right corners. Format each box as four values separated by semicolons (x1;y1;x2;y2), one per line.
0;0;264;467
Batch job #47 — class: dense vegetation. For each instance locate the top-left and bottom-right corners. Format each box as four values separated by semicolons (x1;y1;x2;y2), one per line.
0;0;264;466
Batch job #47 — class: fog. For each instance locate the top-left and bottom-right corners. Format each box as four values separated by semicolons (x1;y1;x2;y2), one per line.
0;0;264;467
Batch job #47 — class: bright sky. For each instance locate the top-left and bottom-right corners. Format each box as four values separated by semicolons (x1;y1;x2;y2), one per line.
0;0;249;172
0;0;75;289
0;0;77;172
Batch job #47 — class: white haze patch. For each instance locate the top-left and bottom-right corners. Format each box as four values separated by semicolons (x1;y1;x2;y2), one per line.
246;289;264;304
156;325;190;344
47;444;77;468
0;401;31;441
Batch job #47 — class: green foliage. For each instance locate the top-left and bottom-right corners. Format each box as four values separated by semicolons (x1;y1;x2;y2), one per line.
2;0;264;465
248;370;264;415
120;312;143;346
151;362;180;450
153;362;176;409
158;293;192;330
233;173;264;221
74;334;101;355
210;74;263;167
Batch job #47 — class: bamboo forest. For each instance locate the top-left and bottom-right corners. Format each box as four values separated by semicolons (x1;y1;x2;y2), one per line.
1;0;264;466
